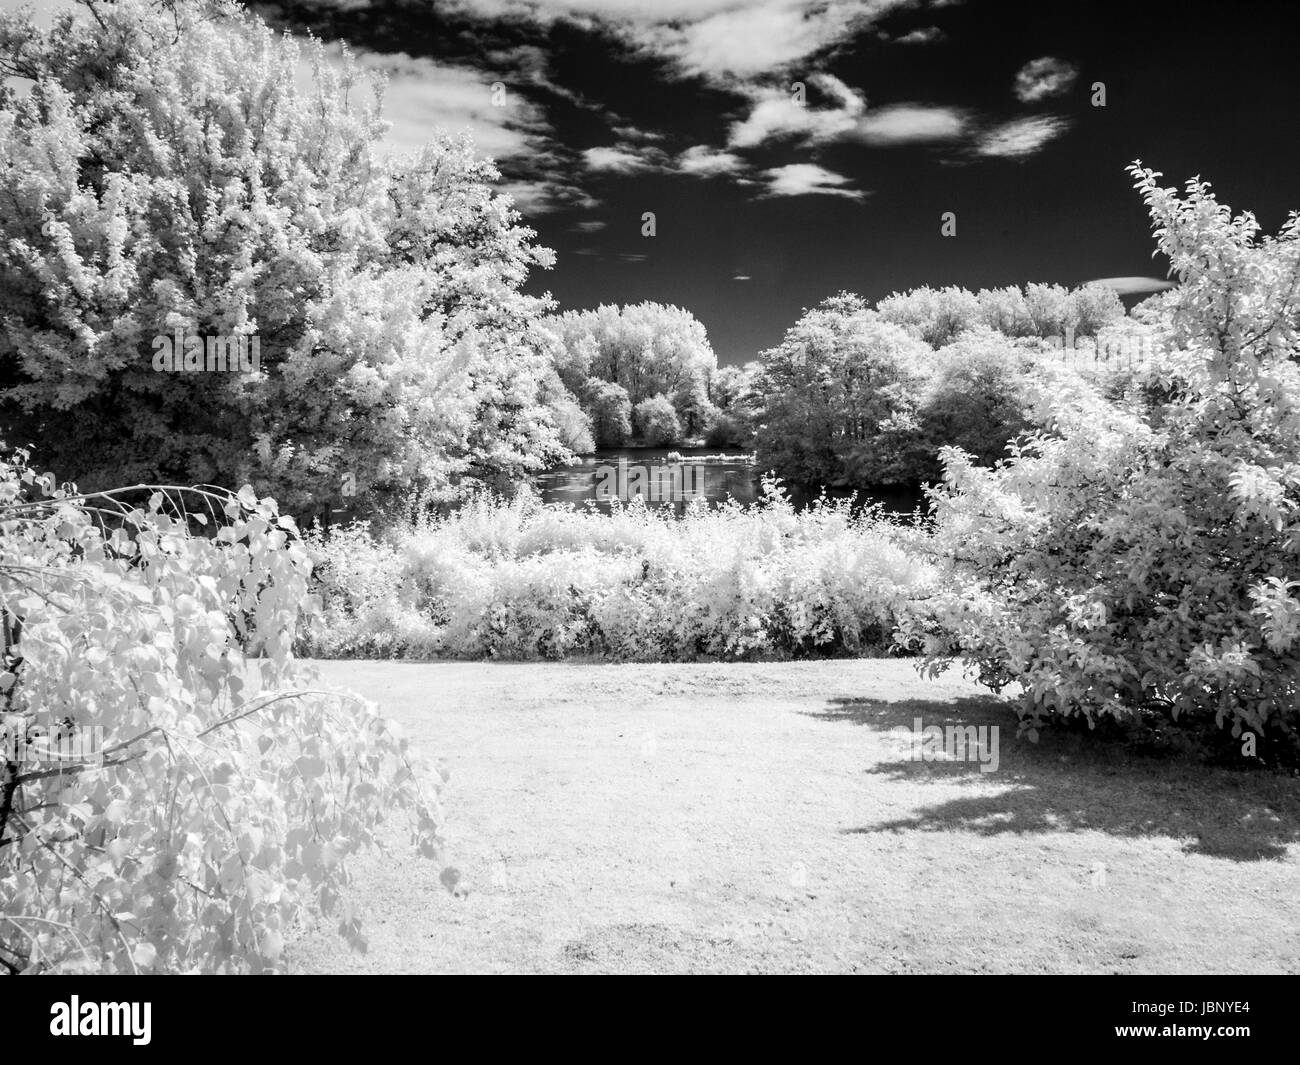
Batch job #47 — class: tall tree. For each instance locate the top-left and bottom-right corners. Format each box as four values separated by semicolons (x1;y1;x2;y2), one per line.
753;294;932;487
0;0;567;515
547;302;717;442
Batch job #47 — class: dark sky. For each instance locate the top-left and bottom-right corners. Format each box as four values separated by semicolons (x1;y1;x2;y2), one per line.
253;0;1300;364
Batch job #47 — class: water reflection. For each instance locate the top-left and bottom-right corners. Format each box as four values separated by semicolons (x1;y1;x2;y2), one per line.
533;448;929;517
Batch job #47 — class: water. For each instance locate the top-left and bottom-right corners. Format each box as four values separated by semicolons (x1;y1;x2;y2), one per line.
533;448;929;516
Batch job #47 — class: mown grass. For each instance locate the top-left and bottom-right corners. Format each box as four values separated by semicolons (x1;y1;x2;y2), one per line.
288;659;1300;974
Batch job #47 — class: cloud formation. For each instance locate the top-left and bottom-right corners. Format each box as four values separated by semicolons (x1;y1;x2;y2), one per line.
449;0;918;82
975;115;1069;158
676;145;747;177
761;163;865;199
729;74;965;150
1013;56;1079;103
1085;276;1177;296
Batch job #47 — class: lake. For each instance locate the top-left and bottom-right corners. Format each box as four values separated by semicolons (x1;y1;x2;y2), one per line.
533;447;929;516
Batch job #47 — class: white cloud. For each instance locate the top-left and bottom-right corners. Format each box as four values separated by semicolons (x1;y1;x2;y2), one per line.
313;47;552;162
676;145;746;177
732;274;753;280
730;75;965;150
975;115;1069;158
497;178;599;213
855;103;967;144
761;163;865;199
728;73;864;148
303;45;599;215
450;0;918;82
1084;276;1176;296
581;144;666;172
1012;56;1079;103
572;220;608;232
894;26;943;44
612;123;666;142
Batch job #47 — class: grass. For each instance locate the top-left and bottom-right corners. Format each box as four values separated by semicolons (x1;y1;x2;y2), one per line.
286;658;1300;974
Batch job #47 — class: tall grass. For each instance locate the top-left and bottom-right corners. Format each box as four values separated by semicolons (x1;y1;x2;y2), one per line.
298;479;939;661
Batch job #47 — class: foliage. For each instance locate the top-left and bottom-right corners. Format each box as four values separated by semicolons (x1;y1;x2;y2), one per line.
876;285;981;347
534;365;594;455
911;330;1038;481
752;295;933;488
0;449;444;973
1069;282;1127;337
899;165;1300;754
547;302;717;446
0;0;566;518
704;362;759;447
587;381;633;449
703;409;752;448
633;394;683;447
877;281;1126;346
300;481;938;662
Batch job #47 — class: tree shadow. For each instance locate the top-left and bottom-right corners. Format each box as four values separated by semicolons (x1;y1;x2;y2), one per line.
808;696;1300;862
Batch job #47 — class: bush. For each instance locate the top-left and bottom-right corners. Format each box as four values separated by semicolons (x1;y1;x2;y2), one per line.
0;450;445;972
633;394;683;446
899;164;1300;756
704;409;752;448
300;481;939;662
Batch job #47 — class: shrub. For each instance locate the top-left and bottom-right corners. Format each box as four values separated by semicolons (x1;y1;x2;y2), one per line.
300;481;939;663
0;450;445;972
704;409;752;448
899;164;1300;755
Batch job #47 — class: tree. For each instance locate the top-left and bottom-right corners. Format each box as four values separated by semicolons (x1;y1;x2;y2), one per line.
976;286;1035;337
588;381;632;448
1024;283;1076;339
753;294;932;487
709;365;750;411
547;302;717;435
913;329;1036;482
877;285;981;347
1069;282;1126;336
633;394;683;447
0;0;566;518
901;164;1300;753
539;370;595;455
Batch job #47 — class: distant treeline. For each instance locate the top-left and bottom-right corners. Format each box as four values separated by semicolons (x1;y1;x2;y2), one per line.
542;281;1161;491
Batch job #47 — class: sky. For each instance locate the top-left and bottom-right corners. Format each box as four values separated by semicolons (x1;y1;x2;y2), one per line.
8;0;1300;363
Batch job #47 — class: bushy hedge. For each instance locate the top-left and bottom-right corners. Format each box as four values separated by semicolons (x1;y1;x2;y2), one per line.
299;481;939;662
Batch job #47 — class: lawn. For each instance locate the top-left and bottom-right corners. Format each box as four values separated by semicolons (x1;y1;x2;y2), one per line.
286;659;1300;974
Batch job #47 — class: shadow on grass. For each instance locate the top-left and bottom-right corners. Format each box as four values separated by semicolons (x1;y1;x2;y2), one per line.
809;696;1300;862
